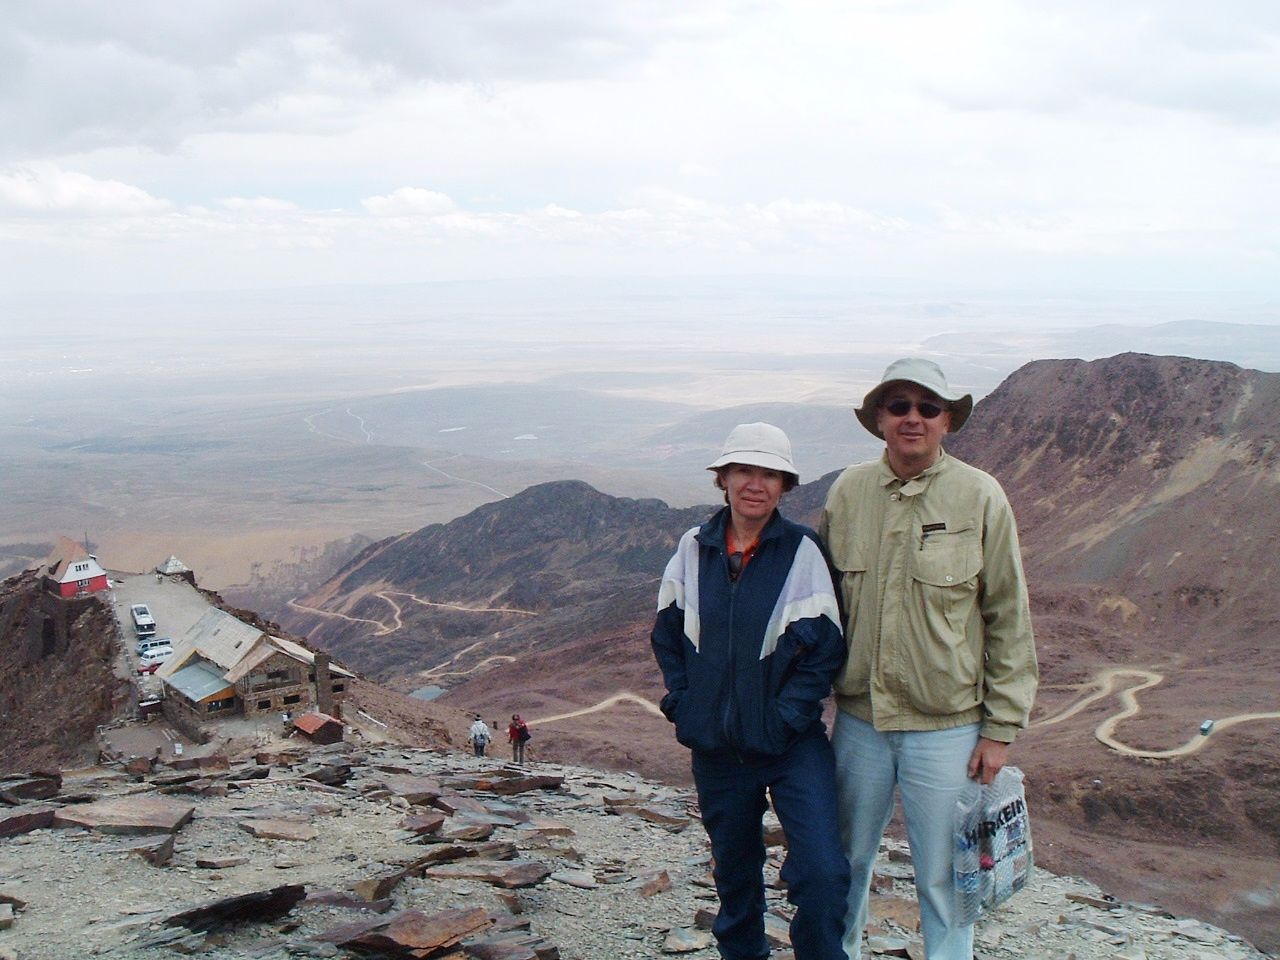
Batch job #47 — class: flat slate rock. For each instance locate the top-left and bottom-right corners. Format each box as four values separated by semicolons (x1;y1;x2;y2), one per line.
0;772;61;802
423;859;551;889
550;870;598;890
632;869;672;896
381;774;444;804
163;884;306;933
196;856;248;869
619;805;691;831
168;755;230;772
663;928;713;953
433;792;491;816
238;818;318;842
518;817;574;838
0;805;55;838
441;821;495;842
485;775;565;796
338;906;491;955
400;810;447;834
52;796;195;836
123;833;175;866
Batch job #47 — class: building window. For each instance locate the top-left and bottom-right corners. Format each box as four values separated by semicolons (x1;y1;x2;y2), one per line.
332;683;345;693
257;700;271;710
267;669;289;681
283;694;301;705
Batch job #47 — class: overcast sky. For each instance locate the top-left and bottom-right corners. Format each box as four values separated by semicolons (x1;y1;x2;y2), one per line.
2;0;1279;298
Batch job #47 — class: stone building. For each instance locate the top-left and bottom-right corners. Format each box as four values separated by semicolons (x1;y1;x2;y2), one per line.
157;608;352;725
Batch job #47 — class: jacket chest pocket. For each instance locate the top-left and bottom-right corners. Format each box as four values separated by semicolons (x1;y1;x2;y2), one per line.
911;529;982;637
913;533;981;586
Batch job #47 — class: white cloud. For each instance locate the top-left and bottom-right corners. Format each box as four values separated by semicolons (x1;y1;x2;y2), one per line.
361;187;457;217
0;165;169;216
218;196;299;212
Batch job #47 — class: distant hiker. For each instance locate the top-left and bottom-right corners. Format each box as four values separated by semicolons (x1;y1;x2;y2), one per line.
508;714;530;764
821;358;1039;960
651;422;849;960
468;715;491;757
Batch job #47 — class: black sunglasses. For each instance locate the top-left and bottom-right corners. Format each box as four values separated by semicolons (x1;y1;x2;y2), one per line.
881;398;946;419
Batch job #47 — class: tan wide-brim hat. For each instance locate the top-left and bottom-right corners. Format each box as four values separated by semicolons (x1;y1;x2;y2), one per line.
855;358;974;439
706;421;800;483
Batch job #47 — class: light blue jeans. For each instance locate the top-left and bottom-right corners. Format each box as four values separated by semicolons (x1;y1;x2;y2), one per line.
832;712;980;960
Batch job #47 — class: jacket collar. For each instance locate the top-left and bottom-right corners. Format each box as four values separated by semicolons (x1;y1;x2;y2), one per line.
695;504;785;553
877;448;950;494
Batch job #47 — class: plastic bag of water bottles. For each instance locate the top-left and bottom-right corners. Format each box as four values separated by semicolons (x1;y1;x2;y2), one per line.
953;765;1033;924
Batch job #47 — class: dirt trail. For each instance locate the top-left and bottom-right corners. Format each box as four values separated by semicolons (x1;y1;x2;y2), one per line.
417;641;518;681
286;598;394;635
532;692;664;725
385;590;537;616
1036;667;1280;759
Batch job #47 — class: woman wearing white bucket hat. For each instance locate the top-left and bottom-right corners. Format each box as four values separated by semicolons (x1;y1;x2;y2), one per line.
651;422;850;960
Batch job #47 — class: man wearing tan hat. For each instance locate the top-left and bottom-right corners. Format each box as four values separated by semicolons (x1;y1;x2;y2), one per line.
819;360;1037;960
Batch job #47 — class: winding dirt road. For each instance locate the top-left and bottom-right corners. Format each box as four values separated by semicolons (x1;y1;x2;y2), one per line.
1036;667;1280;759
288;589;537;638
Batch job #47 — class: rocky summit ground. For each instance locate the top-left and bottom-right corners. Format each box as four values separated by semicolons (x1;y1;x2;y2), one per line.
0;726;1271;960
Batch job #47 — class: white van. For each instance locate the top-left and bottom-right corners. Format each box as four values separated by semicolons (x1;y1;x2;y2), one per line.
137;637;173;656
131;604;157;638
137;647;173;674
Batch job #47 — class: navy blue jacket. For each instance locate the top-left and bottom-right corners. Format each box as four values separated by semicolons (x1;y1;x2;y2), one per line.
650;507;846;758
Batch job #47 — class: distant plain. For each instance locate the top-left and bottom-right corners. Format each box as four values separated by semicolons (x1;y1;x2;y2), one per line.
2;278;1277;588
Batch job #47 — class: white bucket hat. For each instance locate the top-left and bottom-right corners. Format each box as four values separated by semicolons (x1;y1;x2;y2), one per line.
855;358;973;439
706;422;799;482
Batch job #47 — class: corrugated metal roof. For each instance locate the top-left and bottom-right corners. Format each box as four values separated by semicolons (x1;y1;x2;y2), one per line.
222;643;281;684
44;537;105;582
165;661;235;703
157;608;266;680
155;555;191;575
293;712;341;734
270;635;356;678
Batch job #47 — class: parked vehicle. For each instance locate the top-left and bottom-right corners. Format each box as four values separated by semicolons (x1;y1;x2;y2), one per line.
137;637;173;656
137;647;172;674
131;604;157;638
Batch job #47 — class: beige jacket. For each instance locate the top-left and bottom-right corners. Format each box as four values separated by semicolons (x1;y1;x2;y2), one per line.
819;451;1037;742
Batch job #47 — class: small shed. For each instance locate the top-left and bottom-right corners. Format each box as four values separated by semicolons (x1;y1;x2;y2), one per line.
155;555;197;586
293;712;344;745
